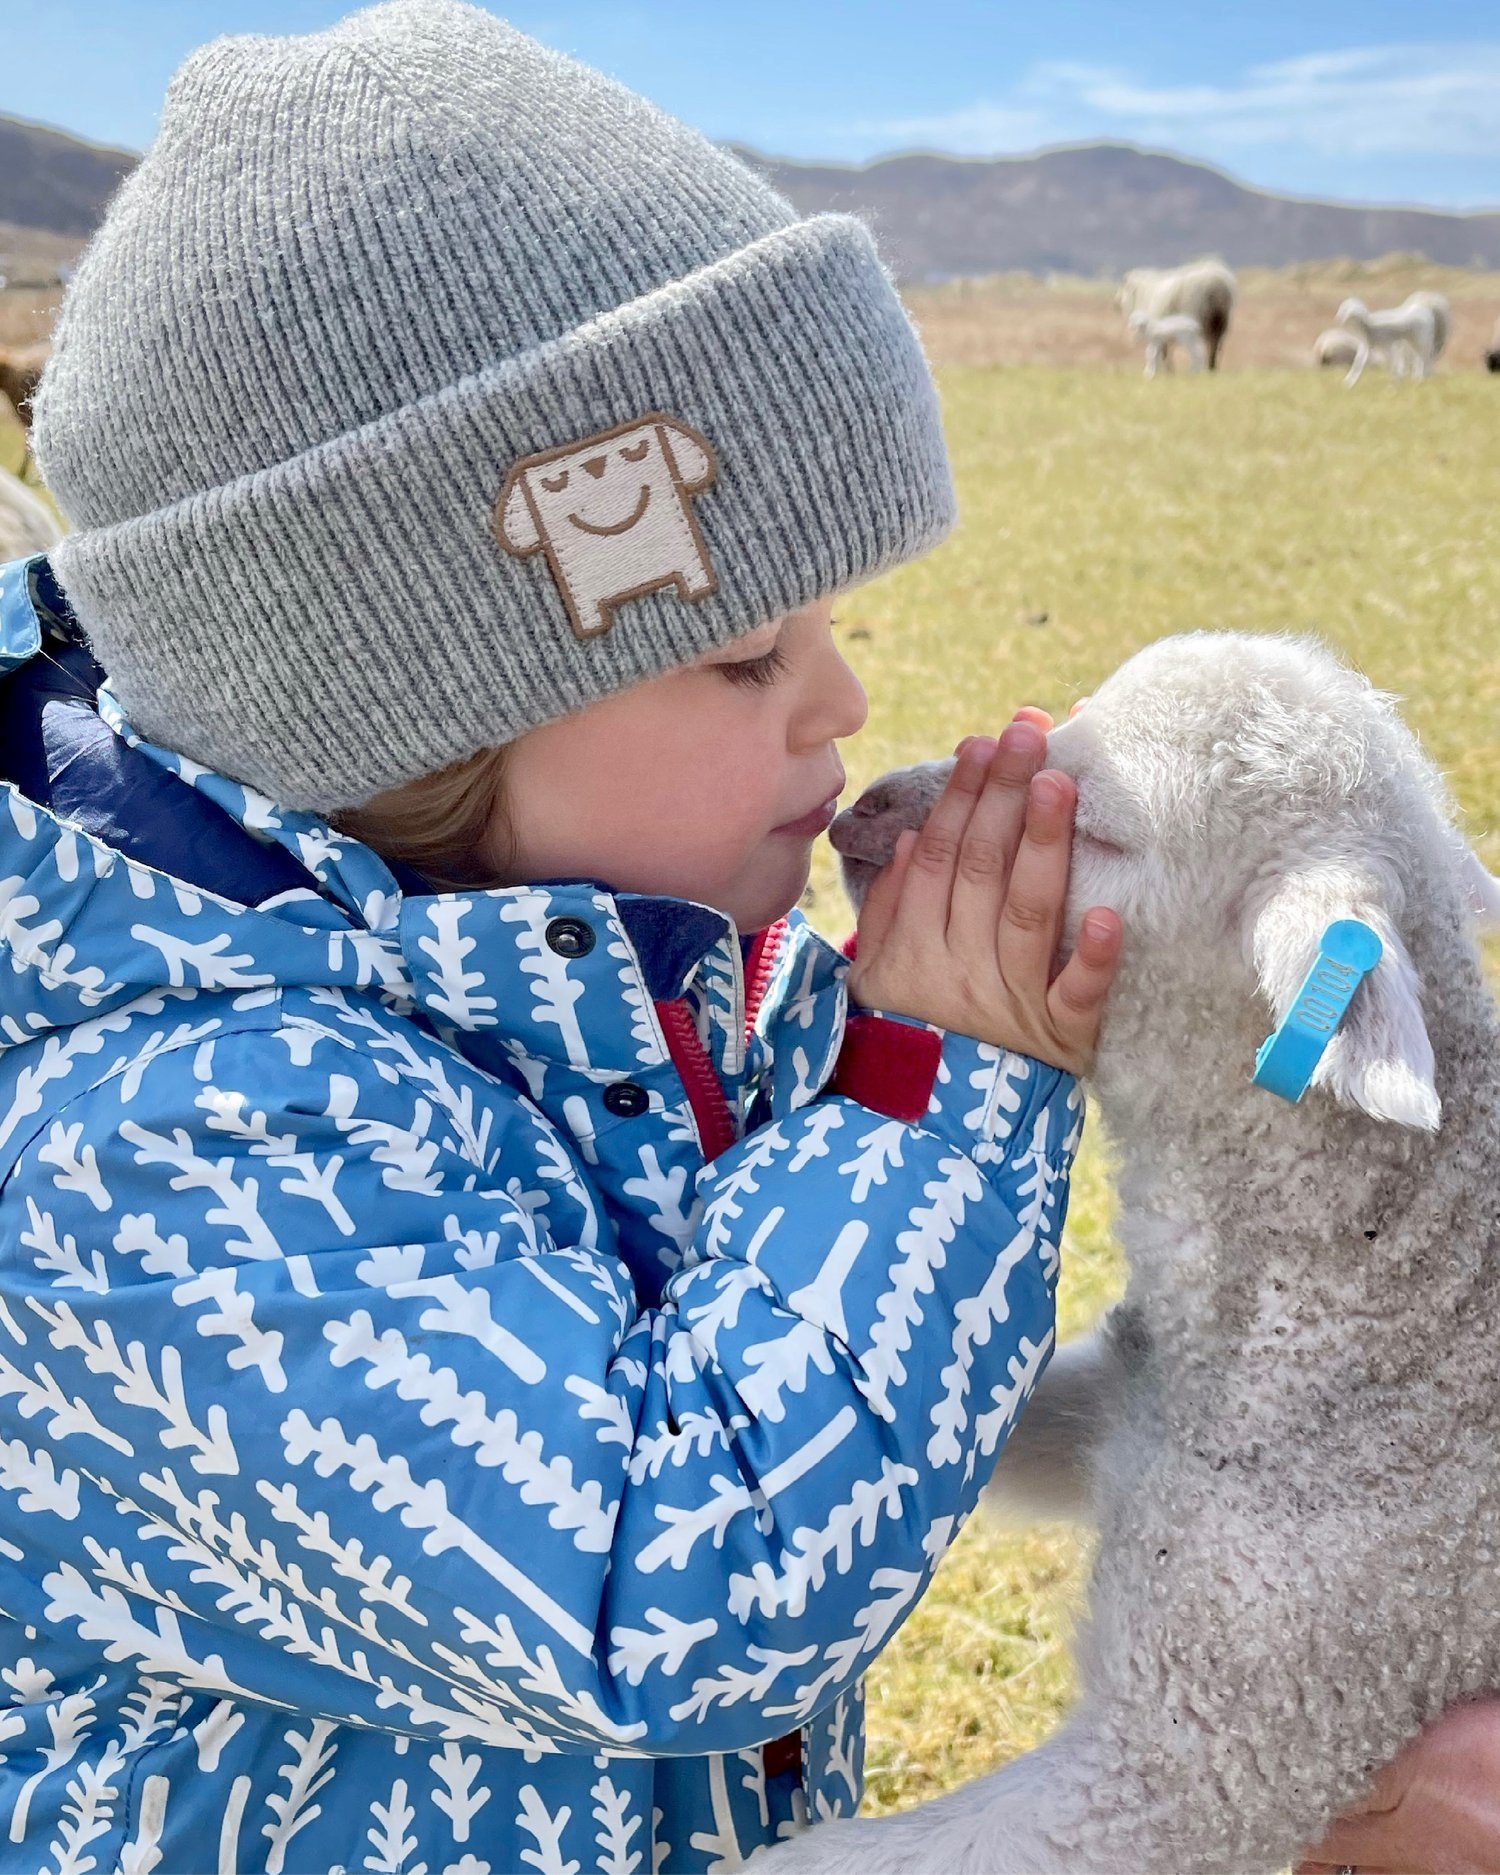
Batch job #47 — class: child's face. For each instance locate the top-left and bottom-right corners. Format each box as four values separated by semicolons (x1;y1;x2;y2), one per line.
493;598;866;932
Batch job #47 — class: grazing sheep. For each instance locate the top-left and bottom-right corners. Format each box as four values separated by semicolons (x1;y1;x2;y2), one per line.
772;631;1500;1875
1127;310;1206;378
1408;289;1452;361
1118;260;1236;370
1486;313;1500;373
1312;326;1363;371
1337;295;1439;385
0;465;63;562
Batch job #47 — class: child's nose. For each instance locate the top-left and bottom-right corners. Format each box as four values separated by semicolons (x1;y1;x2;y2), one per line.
583;456;608;478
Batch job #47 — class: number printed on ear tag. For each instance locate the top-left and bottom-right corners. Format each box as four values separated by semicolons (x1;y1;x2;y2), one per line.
1252;917;1384;1104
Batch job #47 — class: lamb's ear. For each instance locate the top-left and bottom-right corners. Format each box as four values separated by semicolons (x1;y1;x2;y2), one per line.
1455;837;1500;933
496;473;541;554
1246;864;1439;1131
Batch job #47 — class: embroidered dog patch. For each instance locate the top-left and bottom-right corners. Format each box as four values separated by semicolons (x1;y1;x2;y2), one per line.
495;413;720;640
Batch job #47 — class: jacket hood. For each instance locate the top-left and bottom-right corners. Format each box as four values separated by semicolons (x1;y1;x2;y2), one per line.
0;554;793;1060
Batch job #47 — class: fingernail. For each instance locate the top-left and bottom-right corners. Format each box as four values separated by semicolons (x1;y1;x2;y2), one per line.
1000;722;1043;756
963;735;999;764
1032;774;1065;808
1083;912;1116;942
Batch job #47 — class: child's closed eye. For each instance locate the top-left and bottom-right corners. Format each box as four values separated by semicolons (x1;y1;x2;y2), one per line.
718;644;789;689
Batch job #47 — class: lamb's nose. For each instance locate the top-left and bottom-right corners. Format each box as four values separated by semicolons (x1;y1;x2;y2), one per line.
583;456;608;479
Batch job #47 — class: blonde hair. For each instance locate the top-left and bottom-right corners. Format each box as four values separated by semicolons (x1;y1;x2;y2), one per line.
332;742;514;894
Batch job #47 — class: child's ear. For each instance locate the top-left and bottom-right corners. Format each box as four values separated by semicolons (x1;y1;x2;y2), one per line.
1244;862;1439;1132
497;473;541;554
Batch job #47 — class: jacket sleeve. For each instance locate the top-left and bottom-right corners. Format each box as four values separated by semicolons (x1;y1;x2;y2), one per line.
0;1007;1080;1757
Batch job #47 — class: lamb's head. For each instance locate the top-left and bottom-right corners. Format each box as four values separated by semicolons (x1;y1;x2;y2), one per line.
1116;269;1153;318
1337;296;1370;329
832;632;1498;1136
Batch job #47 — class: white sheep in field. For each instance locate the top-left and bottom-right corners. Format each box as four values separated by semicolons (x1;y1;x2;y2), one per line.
772;631;1500;1875
1312;326;1364;371
0;466;63;563
1408;289;1452;361
1118;259;1235;369
1127;310;1206;377
1337;294;1443;385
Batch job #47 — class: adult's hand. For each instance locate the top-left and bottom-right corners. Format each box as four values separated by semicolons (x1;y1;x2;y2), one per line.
1296;1700;1500;1874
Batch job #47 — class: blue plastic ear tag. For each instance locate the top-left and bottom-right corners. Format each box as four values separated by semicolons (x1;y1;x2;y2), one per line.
1252;917;1383;1103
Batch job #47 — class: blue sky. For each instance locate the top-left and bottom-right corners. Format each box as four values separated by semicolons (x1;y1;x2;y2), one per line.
7;0;1500;210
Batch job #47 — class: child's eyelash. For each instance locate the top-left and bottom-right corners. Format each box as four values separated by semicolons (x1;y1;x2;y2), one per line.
719;644;789;689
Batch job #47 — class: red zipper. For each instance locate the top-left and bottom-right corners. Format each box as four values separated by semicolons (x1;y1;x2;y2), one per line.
654;999;738;1161
743;917;790;1037
653;918;790;1165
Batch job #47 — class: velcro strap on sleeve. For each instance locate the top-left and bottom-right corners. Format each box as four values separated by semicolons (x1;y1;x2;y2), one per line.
829;1011;941;1123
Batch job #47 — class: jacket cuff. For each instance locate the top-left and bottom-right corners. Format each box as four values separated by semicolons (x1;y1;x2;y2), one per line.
832;1002;1081;1168
829;1011;943;1122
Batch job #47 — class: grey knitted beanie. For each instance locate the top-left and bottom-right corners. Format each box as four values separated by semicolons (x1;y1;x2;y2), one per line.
32;0;955;811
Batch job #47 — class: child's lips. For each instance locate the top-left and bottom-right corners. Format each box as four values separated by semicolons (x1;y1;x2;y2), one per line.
772;795;842;837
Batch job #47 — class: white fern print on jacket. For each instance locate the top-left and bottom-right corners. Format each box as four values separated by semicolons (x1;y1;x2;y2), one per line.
0;554;1082;1874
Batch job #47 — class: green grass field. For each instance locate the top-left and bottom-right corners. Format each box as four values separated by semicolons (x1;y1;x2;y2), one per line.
805;364;1500;1813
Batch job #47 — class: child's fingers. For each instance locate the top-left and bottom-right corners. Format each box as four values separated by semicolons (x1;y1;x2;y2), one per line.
891;737;996;941
996;771;1077;991
947;722;1048;956
852;828;918;961
1046;908;1122;1048
953;710;1050;756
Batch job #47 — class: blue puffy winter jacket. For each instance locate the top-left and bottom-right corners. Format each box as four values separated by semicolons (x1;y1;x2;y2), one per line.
0;554;1080;1874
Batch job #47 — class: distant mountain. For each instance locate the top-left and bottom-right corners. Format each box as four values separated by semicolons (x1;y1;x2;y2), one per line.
0;115;134;240
732;143;1500;280
4;110;1500;284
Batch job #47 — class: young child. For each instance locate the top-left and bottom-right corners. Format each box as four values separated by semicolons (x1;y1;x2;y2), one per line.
0;4;1122;1870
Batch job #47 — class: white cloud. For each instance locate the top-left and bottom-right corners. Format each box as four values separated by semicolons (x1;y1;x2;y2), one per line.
855;42;1500;165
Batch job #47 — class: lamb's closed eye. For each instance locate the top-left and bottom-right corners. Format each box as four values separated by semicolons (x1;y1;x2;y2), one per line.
1072;823;1129;861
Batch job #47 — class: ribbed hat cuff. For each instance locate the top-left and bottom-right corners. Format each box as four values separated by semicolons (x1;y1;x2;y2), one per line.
53;212;956;810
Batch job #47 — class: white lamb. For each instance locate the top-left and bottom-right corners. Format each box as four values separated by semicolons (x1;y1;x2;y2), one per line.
1312;326;1363;371
1126;310;1206;378
1409;288;1453;360
1118;260;1236;369
770;630;1500;1875
1337;293;1445;385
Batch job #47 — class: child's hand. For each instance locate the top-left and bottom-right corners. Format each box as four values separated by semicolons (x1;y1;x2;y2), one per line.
846;719;1123;1075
